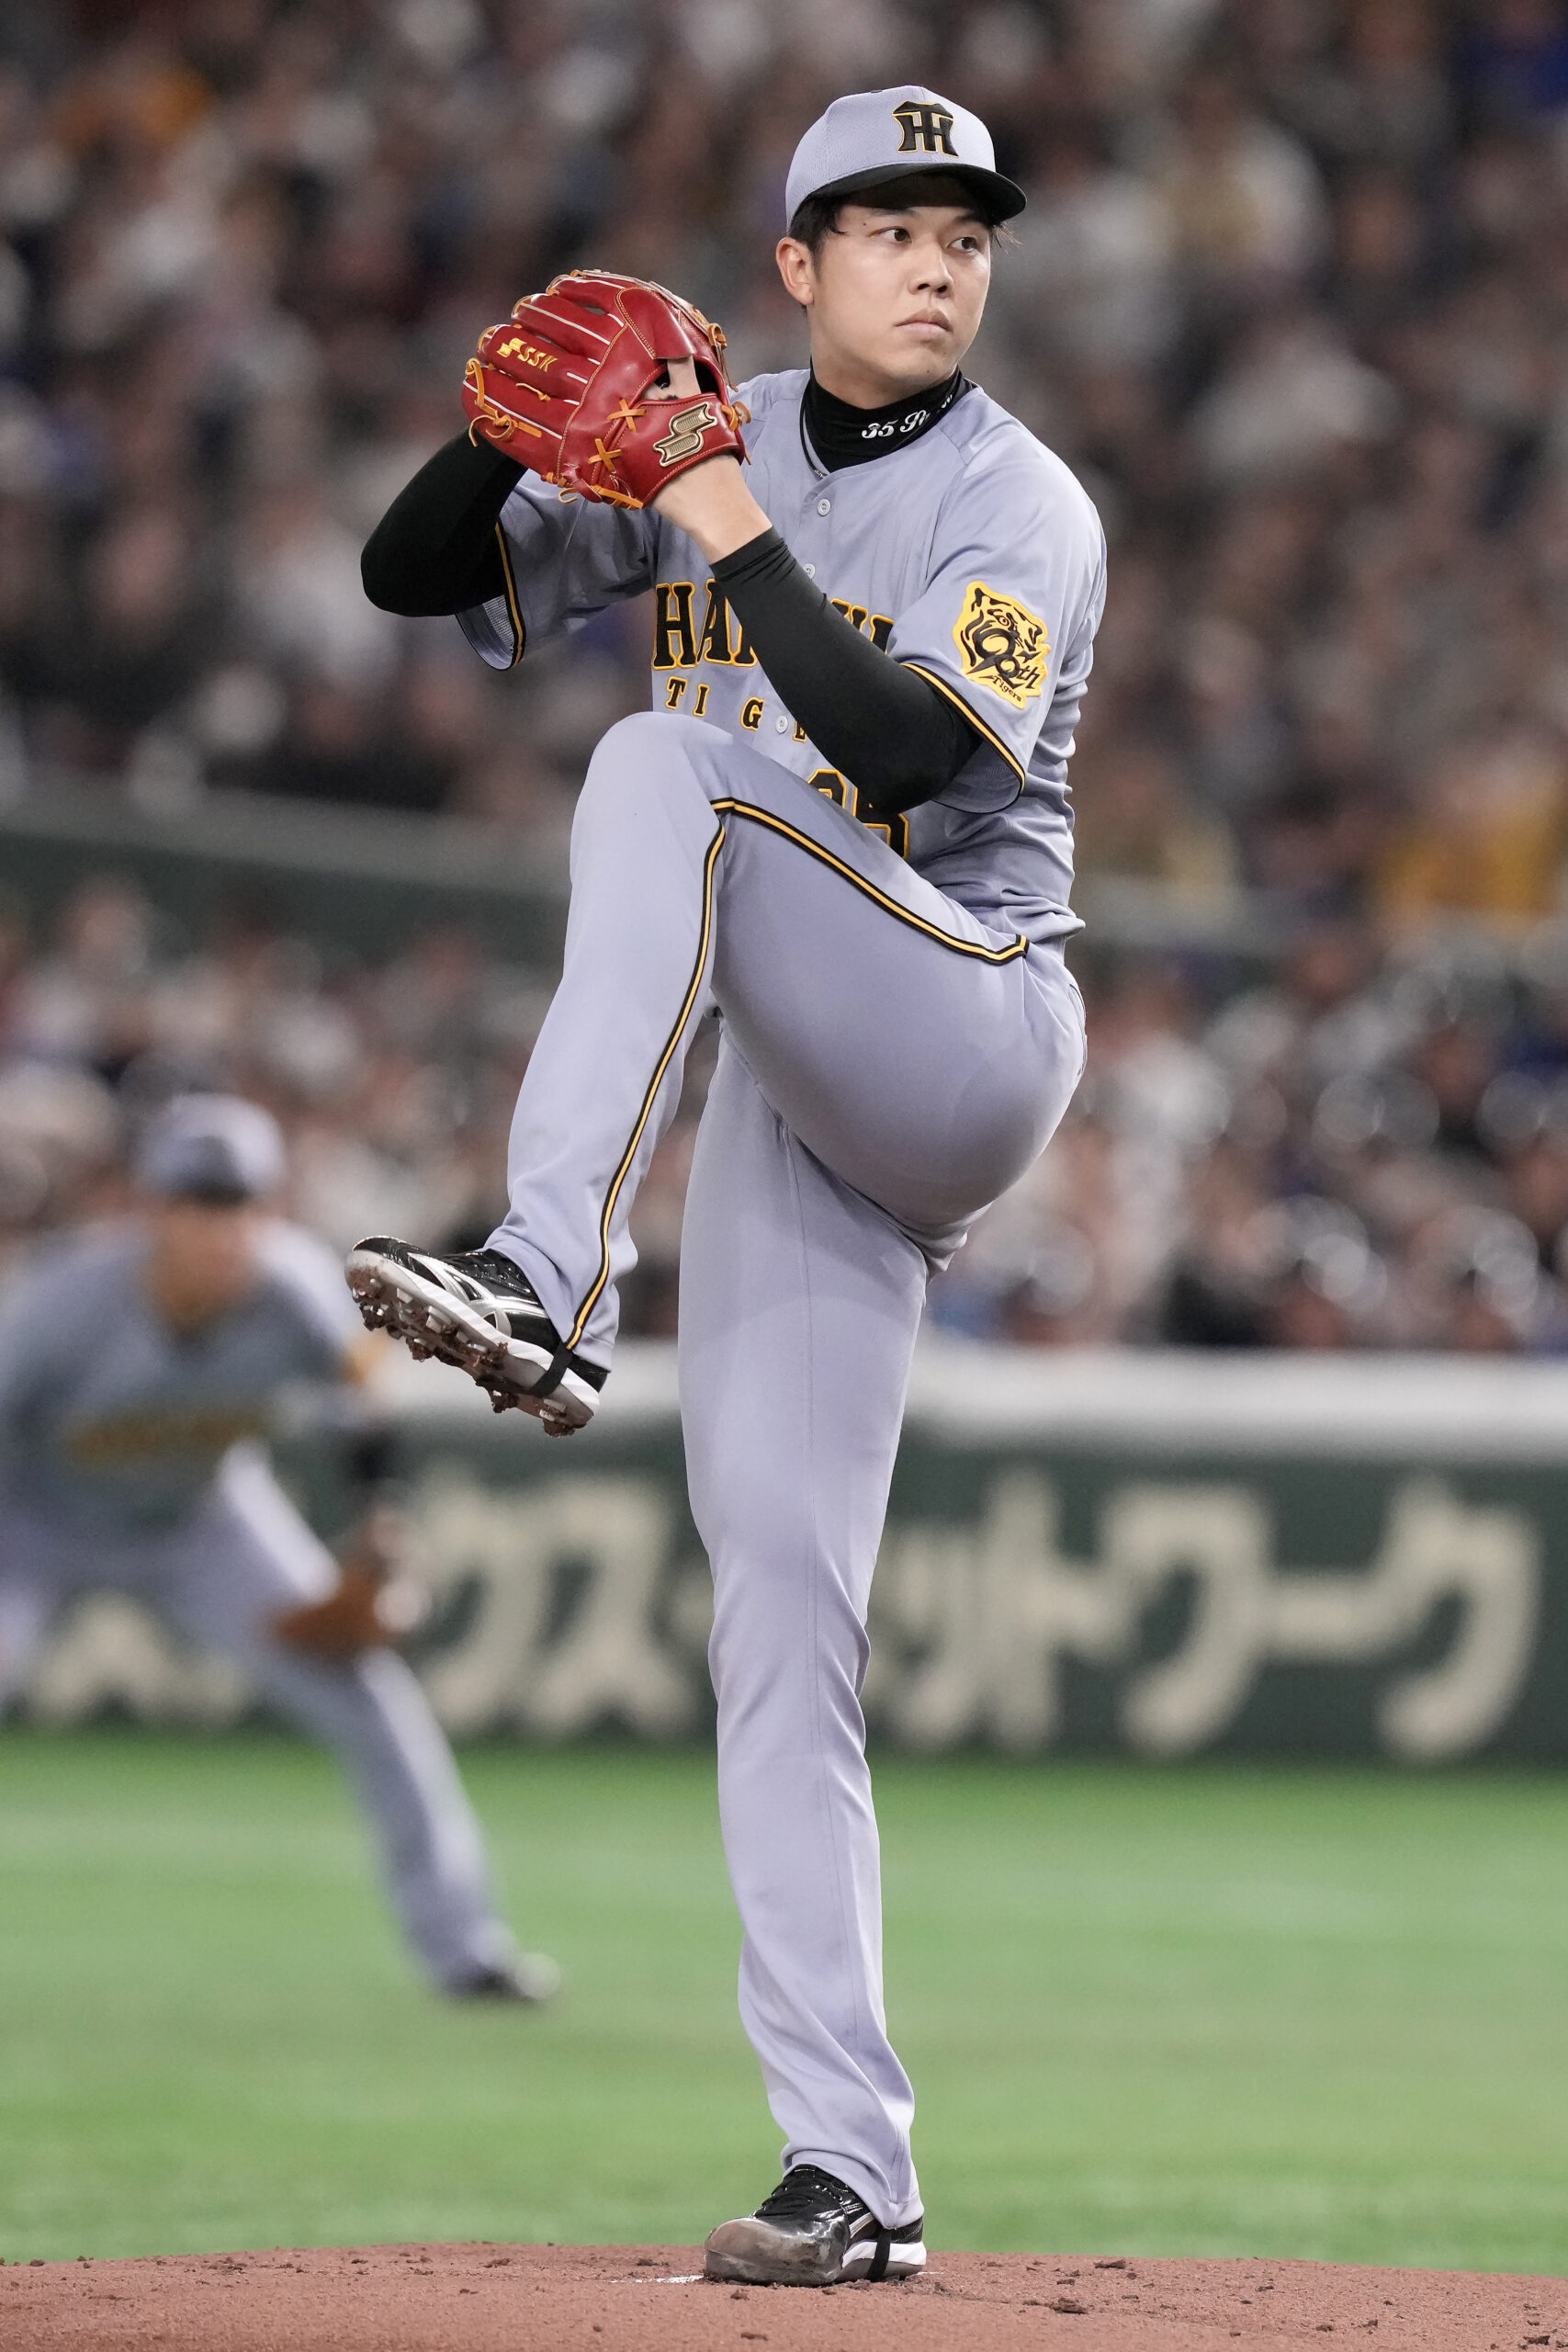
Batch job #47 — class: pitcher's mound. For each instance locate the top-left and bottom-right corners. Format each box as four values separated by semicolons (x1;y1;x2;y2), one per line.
4;2241;1562;2349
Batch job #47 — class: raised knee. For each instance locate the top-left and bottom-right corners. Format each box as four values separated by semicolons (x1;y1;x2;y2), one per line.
587;709;725;787
598;710;670;754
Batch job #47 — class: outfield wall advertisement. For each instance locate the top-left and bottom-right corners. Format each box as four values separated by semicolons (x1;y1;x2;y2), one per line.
20;1346;1568;1762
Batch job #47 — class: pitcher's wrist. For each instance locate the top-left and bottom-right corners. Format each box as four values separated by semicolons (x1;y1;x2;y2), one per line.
652;456;771;561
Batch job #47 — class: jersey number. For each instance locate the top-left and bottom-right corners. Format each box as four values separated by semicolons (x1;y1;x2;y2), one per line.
812;771;908;860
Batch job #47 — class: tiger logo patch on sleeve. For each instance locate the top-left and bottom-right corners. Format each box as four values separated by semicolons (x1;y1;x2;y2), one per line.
953;582;1051;710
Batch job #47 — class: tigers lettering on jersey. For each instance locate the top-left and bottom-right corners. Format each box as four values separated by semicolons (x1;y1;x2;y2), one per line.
654;581;757;670
654;582;697;668
654;582;892;672
656;584;900;818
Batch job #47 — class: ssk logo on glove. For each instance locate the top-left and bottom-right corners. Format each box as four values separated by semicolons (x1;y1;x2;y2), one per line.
654;401;718;467
953;581;1050;708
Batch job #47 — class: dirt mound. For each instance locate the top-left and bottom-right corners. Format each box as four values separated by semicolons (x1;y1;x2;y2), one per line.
3;2241;1563;2349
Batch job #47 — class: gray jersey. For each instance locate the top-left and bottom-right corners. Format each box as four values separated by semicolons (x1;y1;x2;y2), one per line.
0;1222;362;1531
460;368;1106;945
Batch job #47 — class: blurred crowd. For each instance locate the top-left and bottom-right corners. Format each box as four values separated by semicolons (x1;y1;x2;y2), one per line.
0;872;708;1340
9;1;1568;1349
935;917;1568;1350
10;870;1568;1352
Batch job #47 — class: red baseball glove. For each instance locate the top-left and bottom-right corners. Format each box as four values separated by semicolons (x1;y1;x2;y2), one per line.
463;269;749;509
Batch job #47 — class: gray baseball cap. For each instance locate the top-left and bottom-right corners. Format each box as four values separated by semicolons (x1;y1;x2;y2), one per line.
136;1094;287;1204
784;86;1025;229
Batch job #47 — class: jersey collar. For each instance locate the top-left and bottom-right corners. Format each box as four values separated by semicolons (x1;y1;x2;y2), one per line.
798;368;969;477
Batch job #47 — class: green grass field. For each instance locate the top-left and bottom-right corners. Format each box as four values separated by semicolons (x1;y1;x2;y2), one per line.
2;1732;1567;2275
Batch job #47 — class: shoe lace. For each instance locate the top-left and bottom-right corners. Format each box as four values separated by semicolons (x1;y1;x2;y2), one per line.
466;1250;535;1296
754;2165;862;2223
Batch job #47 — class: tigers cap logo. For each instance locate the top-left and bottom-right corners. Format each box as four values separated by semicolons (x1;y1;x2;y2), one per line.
953;582;1050;708
892;98;956;155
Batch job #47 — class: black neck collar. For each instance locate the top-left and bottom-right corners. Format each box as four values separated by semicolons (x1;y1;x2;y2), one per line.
801;369;968;473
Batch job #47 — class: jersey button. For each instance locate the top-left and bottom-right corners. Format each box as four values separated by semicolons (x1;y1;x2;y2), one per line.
816;498;831;515
773;716;790;733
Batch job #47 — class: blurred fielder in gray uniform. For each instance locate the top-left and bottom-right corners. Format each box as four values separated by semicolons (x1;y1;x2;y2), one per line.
0;1094;555;2003
354;85;1104;2278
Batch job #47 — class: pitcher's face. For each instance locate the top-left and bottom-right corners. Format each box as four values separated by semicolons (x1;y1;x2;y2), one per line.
778;182;992;405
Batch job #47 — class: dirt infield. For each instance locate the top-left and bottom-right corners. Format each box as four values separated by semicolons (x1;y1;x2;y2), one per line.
3;2243;1564;2351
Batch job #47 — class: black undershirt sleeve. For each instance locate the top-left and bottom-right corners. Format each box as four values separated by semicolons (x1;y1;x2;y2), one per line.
361;429;523;616
711;528;981;819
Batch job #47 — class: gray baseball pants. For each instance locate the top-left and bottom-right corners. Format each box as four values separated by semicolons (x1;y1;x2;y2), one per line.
0;1448;515;1990
491;712;1085;2225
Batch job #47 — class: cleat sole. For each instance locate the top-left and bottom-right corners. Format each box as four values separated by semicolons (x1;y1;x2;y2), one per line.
345;1250;597;1433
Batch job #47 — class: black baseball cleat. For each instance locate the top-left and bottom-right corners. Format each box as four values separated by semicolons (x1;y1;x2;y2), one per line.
446;1952;562;2004
703;2165;926;2287
344;1239;606;1436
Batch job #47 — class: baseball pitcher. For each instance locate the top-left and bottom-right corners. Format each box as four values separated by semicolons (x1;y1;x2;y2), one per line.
0;1094;555;2003
354;85;1104;2279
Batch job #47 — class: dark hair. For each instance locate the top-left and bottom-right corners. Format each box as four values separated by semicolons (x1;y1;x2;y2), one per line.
786;172;1010;260
786;190;850;259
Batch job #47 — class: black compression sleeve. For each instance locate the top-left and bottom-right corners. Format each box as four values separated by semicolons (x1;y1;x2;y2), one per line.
361;430;524;616
710;528;981;818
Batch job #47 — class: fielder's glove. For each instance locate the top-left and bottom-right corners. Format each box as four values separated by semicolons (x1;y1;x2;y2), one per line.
272;1505;429;1660
462;268;749;509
